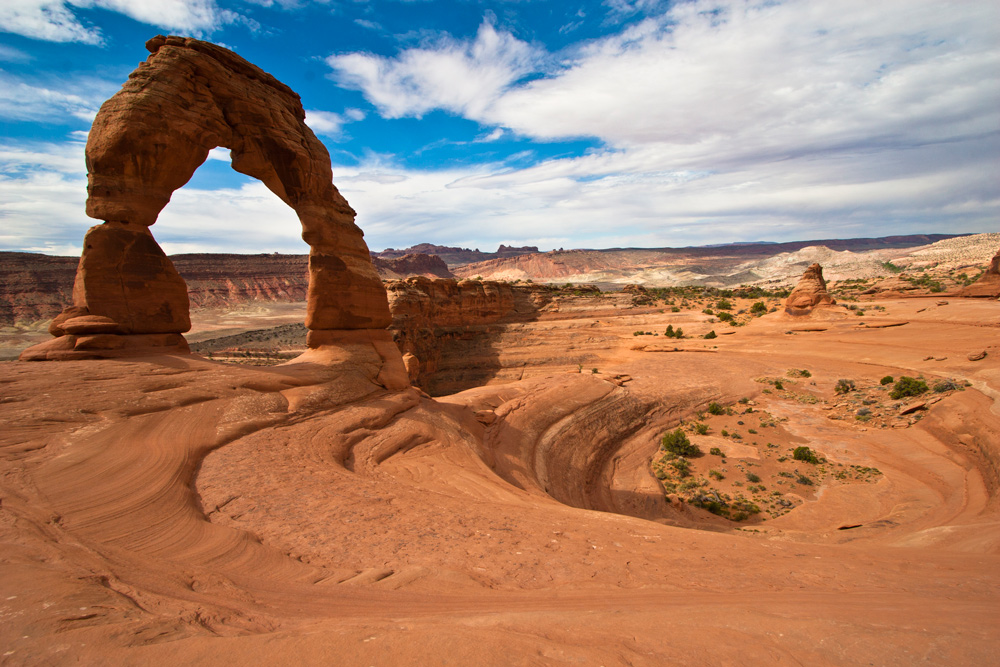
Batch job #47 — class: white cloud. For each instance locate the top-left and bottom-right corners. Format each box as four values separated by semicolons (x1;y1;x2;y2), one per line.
318;0;999;249
0;71;115;124
327;20;543;119
0;0;232;43
304;109;348;138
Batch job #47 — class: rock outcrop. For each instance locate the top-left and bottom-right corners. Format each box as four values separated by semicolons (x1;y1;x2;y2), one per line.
372;253;454;279
386;277;551;393
956;247;1000;298
784;263;836;316
20;36;400;382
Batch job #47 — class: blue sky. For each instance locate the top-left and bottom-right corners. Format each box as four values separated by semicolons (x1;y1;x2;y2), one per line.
1;0;997;255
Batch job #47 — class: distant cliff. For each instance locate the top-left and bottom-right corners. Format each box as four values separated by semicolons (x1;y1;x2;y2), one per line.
374;243;540;267
0;251;451;325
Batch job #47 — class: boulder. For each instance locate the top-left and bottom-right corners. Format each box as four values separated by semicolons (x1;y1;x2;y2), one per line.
956;247;1000;298
784;263;836;316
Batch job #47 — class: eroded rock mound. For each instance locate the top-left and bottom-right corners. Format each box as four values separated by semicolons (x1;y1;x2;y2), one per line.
784;263;836;316
957;247;1000;298
21;36;397;376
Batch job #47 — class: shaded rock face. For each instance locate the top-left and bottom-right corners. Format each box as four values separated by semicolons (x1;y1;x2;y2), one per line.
957;247;1000;298
784;263;836;316
21;35;393;363
371;253;454;279
386;277;551;394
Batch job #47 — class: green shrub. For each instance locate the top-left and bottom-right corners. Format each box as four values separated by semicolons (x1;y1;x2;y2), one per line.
671;306;680;312
932;379;960;393
702;308;714;315
661;429;701;457
709;447;724;456
835;379;856;394
793;446;820;464
746;472;761;483
750;301;768;315
717;298;733;310
694;423;709;435
890;376;928;400
704;330;717;339
669;457;692;477
796;473;814;486
717;312;734;322
773;380;784;390
707;402;725;415
709;470;725;481
880;375;894;386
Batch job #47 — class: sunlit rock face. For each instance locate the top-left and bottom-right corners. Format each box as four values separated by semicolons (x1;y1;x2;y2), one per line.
22;35;394;364
957;247;1000;298
784;263;836;316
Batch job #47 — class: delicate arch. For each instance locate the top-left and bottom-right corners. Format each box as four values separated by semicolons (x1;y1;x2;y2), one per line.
80;35;388;334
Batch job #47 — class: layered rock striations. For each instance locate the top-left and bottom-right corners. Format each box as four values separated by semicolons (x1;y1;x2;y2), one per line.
387;277;551;392
956;247;1000;298
784;263;836;316
20;35;401;383
0;253;76;326
372;253;454;279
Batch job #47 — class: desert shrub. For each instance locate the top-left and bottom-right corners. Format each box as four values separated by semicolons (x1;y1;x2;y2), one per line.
796;473;814;486
788;369;811;378
750;301;768;315
746;472;761;483
703;308;714;315
709;447;724;456
709;470;725;480
717;312;734;322
773;380;784;390
591;368;599;374
716;298;733;310
704;330;717;339
880;375;894;386
661;429;701;457
739;397;749;404
669;457;692;477
671;306;681;312
665;324;675;336
891;376;928;400
793;446;820;464
835;379;856;394
707;402;725;415
932;379;960;393
720;429;729;437
694;423;709;435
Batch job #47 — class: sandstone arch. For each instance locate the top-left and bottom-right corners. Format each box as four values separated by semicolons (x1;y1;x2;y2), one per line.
22;36;403;383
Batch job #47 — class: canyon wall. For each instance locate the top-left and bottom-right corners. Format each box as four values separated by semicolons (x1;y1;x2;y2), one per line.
387;277;552;394
0;252;451;326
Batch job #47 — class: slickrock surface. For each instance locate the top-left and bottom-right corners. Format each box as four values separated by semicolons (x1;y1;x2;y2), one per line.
1;294;998;664
784;263;837;316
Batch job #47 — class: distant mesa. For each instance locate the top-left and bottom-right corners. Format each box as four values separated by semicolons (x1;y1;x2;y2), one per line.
956;246;1000;298
784;263;837;316
374;244;540;267
19;35;405;387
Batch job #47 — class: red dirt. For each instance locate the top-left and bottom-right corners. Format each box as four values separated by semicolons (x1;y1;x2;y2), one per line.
0;296;997;664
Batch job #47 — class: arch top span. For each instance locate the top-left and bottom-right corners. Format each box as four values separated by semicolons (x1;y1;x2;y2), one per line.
22;36;405;386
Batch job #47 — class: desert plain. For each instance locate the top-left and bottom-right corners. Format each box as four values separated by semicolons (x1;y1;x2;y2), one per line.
0;32;998;667
2;236;999;665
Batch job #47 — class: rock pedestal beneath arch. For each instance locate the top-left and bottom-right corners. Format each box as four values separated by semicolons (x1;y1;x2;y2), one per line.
20;36;400;383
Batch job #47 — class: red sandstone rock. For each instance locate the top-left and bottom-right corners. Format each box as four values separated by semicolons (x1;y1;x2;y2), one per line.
21;35;395;365
957;247;1000;298
784;263;836;316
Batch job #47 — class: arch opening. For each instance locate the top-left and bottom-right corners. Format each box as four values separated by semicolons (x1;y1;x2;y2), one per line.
20;35;405;388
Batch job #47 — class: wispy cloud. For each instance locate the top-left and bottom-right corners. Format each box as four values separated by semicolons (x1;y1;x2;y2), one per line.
0;0;235;44
327;20;543;119
304;108;365;139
